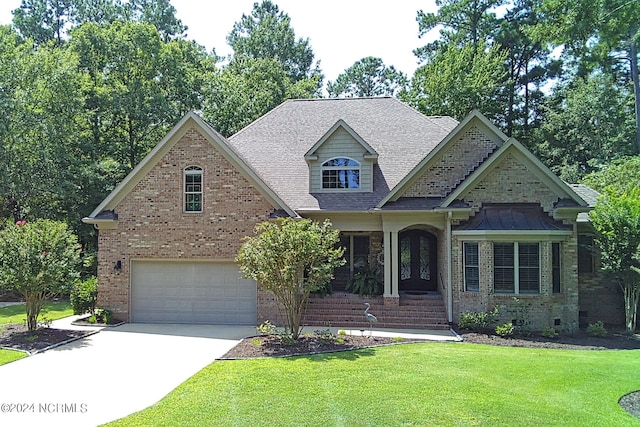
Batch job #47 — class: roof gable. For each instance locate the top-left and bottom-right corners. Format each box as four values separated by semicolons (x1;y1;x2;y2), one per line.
377;110;507;208
84;112;296;223
304;119;378;162
442;137;588;209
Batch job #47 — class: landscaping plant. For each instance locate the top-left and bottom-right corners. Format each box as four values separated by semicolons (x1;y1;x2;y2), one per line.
590;188;640;332
237;218;345;340
345;264;383;296
70;276;98;315
0;220;80;331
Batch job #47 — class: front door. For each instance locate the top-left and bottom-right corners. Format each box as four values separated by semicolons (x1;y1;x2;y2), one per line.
398;230;437;292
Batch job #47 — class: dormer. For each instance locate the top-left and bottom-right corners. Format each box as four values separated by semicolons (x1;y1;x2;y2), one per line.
304;120;378;193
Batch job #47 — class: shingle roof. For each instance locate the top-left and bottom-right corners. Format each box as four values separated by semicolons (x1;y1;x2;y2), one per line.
227;97;458;211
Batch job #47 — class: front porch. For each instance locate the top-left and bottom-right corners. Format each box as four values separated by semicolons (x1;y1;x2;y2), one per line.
302;292;450;330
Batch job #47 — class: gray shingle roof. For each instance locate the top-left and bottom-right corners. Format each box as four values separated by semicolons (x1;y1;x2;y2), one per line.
227;97;458;211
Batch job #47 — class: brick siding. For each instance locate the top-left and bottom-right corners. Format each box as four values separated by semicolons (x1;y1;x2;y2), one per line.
97;126;275;321
403;126;497;198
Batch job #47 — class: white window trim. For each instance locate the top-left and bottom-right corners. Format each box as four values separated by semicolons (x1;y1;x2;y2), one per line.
463;242;480;293
493;242;540;295
184;166;203;213
321;157;361;190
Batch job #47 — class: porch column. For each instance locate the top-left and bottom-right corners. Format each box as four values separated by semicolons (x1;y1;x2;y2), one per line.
391;230;399;297
384;231;392;297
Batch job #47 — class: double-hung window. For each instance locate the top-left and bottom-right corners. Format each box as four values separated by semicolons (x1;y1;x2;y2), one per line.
493;242;539;294
464;242;480;292
184;166;202;213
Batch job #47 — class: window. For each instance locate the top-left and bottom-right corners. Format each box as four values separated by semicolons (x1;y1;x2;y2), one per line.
578;235;595;274
552;243;561;293
322;158;360;189
464;242;479;292
332;234;370;291
493;242;539;294
184;166;202;212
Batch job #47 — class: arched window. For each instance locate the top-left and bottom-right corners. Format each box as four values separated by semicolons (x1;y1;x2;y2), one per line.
322;158;360;189
184;166;202;212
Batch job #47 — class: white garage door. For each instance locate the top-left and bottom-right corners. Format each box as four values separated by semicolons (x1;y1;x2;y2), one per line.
131;261;256;324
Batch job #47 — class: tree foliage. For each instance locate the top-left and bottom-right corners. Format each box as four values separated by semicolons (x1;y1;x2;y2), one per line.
403;43;507;120
0;220;81;330
237;219;345;340
590;189;640;332
327;56;407;98
226;0;320;84
582;156;640;195
533;72;636;181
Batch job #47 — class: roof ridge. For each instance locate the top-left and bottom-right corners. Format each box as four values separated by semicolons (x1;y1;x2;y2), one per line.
389;97;457;133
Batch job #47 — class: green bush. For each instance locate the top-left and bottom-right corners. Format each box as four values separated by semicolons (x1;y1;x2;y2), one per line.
541;326;558;339
458;307;499;333
587;321;608;337
70;277;98;315
346;265;383;296
495;322;514;337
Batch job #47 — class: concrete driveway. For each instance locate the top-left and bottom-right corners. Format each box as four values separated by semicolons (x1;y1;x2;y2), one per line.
0;321;255;427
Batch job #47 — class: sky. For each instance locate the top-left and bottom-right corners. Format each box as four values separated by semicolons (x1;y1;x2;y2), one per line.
0;0;439;84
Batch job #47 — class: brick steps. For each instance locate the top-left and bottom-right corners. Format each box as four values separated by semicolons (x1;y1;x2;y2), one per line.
302;293;450;330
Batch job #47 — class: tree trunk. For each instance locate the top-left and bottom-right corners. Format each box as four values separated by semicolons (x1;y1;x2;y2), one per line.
630;33;640;154
24;291;45;331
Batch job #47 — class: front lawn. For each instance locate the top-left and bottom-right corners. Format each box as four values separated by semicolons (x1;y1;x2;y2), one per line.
0;300;73;366
0;300;73;324
106;343;640;426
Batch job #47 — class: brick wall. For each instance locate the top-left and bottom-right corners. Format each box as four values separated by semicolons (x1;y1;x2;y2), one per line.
463;153;559;213
403;126;497;198
97;126;275;321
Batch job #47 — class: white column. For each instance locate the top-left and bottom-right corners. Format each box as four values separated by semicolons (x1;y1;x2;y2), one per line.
384;231;392;297
391;231;399;297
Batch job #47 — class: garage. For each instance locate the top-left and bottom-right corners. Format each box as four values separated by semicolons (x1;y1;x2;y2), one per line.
131;261;257;324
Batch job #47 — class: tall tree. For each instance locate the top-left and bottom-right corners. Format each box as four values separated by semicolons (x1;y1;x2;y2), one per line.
327;57;407;98
69;21;214;172
533;72;636;182
402;42;507;120
122;0;186;41
536;0;640;153
226;0;321;85
415;0;505;61
12;0;72;44
0;26;86;221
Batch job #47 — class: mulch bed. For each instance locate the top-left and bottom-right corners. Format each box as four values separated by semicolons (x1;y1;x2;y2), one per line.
220;334;423;360
0;324;96;354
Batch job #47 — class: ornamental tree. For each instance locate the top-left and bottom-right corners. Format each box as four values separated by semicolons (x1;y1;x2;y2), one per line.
237;218;345;340
590;189;640;332
0;220;81;330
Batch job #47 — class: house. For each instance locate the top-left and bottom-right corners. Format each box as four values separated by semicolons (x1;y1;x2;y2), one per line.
83;97;621;330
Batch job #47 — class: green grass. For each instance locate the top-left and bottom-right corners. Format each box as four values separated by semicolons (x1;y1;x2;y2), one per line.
0;300;73;324
0;300;73;366
106;343;640;427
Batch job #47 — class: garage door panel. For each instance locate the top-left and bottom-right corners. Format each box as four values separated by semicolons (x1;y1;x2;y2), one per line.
131;261;257;325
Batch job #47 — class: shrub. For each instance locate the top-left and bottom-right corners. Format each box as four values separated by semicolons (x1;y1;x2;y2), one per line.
70;277;98;315
458;307;499;333
495;322;514;337
346;265;383;296
587;321;608;337
95;308;112;324
313;329;335;343
257;320;277;335
541;326;558;339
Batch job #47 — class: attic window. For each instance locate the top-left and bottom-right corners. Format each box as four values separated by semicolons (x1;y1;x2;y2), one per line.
184;166;203;213
322;158;360;189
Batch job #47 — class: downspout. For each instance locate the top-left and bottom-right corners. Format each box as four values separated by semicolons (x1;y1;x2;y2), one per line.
447;211;453;323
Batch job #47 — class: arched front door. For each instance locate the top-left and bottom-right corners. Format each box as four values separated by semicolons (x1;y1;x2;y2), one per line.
398;230;437;292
